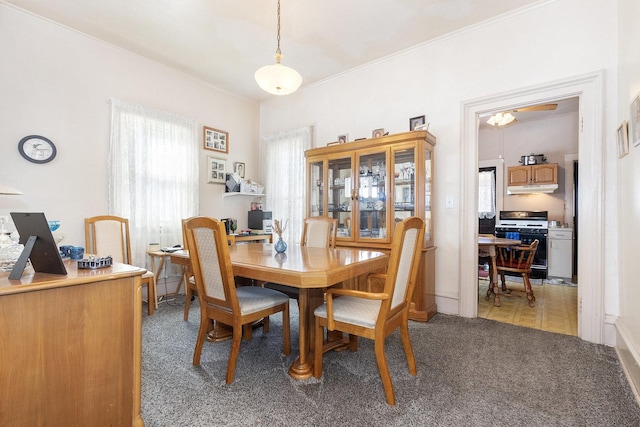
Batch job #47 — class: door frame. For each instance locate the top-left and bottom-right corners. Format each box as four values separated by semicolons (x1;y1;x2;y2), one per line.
459;71;605;344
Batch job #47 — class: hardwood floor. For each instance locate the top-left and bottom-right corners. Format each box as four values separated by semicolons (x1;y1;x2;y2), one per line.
478;278;578;336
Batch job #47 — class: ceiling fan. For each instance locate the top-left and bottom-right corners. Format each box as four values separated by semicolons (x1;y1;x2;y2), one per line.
487;103;558;126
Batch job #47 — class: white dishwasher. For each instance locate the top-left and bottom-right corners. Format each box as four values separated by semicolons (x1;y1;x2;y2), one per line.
548;228;573;279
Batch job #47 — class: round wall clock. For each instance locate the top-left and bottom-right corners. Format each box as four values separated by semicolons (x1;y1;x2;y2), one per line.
18;135;57;164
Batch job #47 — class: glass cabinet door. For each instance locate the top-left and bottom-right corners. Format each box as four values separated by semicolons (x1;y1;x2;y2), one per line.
308;160;324;217
424;146;433;245
393;147;416;233
357;151;388;240
327;156;353;239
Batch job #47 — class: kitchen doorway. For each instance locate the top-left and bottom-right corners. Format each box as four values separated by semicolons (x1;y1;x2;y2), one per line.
476;99;579;335
460;72;606;344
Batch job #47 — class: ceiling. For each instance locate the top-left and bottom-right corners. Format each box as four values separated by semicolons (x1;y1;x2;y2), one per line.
4;0;544;101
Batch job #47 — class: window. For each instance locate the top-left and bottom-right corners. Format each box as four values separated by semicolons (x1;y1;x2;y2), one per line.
109;99;198;266
261;127;311;241
478;167;496;235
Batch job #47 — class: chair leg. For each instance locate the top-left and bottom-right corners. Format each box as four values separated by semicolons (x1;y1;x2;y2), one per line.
192;314;209;366
374;337;395;405
148;277;156;316
313;318;324;378
500;272;508;292
282;303;290;355
225;324;243;384
400;319;417;376
522;273;536;307
184;282;194;321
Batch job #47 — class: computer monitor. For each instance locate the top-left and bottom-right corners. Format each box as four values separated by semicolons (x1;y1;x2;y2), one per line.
9;212;67;280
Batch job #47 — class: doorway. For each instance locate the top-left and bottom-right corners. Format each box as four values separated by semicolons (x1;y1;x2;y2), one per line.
460;72;605;344
476;99;579;335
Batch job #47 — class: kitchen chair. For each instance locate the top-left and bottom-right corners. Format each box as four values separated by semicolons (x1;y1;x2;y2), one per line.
313;216;425;405
85;215;157;315
496;239;539;307
183;216;291;384
264;216;337;300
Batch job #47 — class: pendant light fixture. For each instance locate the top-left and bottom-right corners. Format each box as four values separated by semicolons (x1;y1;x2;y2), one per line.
255;0;302;95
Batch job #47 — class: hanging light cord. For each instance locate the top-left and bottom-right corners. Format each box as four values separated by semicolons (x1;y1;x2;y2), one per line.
275;0;282;62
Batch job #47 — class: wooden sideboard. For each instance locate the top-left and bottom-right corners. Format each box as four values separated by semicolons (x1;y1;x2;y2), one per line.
0;259;145;426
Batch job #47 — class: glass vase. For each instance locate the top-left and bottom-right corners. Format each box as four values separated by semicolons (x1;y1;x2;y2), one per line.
274;237;287;253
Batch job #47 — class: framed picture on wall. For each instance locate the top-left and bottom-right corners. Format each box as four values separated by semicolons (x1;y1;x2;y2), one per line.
617;120;629;158
630;94;640;147
207;156;226;184
204;126;229;153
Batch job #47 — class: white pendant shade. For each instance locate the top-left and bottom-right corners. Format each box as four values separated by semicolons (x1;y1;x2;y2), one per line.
255;62;302;96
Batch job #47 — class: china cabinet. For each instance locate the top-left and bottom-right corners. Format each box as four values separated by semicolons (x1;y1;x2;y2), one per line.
305;130;436;321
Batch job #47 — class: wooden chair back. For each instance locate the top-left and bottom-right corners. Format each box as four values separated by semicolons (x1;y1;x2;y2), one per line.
300;216;338;248
85;215;131;264
85;215;156;315
183;217;237;311
496;239;539;273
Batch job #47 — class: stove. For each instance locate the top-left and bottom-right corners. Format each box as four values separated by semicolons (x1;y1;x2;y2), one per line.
494;211;548;279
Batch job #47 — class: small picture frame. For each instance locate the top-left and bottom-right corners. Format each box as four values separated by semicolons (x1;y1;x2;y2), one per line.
207;156;226;184
630;94;640;147
204;126;229;153
234;162;245;178
337;134;348;143
617;120;629;158
372;128;385;138
410;115;426;131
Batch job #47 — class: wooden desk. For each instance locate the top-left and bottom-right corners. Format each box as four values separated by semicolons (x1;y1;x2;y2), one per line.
0;259;145;426
170;243;388;379
478;236;521;306
227;233;272;245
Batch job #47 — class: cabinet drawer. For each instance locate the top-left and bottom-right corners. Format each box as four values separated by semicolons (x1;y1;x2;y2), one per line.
549;229;572;239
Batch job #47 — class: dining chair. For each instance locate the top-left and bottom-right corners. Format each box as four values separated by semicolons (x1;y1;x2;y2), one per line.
85;215;157;315
495;239;539;307
313;216;425;405
183;216;291;384
181;217;198;321
264;216;337;300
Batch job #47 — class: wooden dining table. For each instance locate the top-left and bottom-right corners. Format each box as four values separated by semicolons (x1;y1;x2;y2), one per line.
478;236;521;306
169;243;389;379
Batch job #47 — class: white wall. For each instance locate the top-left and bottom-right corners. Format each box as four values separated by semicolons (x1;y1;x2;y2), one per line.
0;4;260;251
615;0;640;395
259;0;618;317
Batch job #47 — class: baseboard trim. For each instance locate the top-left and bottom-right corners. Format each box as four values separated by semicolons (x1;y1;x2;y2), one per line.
615;319;640;405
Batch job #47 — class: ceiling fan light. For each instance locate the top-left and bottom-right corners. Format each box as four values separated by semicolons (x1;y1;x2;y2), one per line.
255;62;302;95
487;112;516;127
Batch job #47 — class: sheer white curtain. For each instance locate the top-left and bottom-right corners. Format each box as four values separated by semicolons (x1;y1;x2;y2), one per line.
109;99;198;267
261;126;311;242
478;170;496;219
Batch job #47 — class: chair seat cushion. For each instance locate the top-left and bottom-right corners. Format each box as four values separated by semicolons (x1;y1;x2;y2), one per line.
314;296;381;328
236;286;290;315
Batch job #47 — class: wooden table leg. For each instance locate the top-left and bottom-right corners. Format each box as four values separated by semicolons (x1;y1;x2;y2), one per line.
288;288;323;379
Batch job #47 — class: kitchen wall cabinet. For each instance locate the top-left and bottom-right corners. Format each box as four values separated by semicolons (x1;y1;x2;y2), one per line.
305;130;437;321
507;163;558;186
